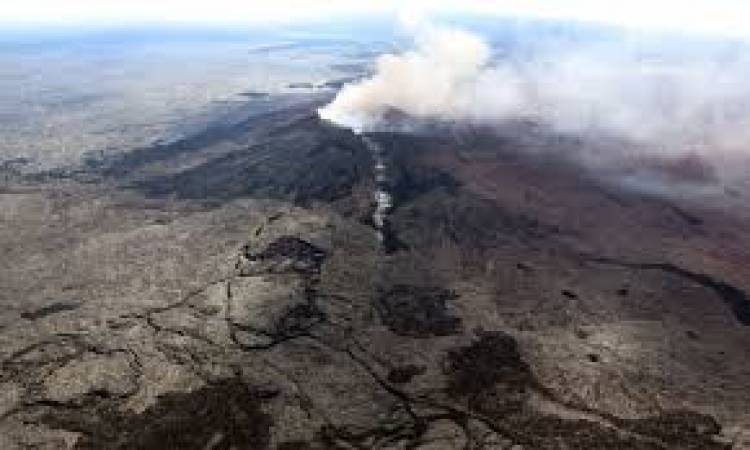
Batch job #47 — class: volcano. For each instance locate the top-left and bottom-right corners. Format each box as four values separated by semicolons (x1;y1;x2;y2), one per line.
1;94;750;449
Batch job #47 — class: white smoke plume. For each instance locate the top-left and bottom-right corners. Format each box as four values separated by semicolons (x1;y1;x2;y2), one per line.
318;19;750;186
318;21;495;132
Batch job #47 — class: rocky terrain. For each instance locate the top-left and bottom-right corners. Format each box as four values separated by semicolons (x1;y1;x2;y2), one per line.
1;95;749;449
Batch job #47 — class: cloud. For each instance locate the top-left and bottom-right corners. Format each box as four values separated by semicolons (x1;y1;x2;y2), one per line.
319;20;750;188
5;1;750;40
318;21;494;131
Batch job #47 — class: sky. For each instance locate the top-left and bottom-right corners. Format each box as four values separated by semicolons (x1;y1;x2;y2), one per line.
2;0;750;40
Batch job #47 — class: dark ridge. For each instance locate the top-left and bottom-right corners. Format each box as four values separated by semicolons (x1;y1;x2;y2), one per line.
96;98;333;177
392;191;552;251
389;164;460;211
369;132;462;209
371;130;559;252
375;285;462;338
44;380;276;450
20;302;81;320
589;257;750;326
84;120;252;177
130;114;370;205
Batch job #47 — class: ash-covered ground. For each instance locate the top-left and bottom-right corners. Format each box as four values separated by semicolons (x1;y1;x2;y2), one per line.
1;24;750;450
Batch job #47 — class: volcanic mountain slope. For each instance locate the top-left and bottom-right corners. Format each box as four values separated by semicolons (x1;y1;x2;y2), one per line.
1;97;749;449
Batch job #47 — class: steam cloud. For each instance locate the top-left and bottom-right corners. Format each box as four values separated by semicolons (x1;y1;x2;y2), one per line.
318;23;494;132
319;20;750;187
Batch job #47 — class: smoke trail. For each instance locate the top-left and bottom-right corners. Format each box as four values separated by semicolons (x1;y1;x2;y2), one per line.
362;135;393;250
318;22;493;133
318;19;750;188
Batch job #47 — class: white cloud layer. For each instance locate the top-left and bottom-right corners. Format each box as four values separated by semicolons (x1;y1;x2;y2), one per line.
3;0;750;39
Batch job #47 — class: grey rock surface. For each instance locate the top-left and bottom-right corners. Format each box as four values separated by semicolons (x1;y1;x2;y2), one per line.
1;100;749;449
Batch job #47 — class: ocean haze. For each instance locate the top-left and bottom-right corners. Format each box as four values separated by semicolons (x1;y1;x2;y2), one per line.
0;25;381;171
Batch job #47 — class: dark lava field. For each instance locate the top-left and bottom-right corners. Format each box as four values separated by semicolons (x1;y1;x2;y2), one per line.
1;93;750;449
